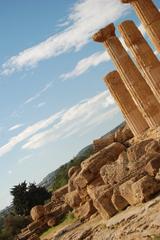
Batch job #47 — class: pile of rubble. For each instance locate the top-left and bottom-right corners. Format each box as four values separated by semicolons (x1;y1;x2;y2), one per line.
65;123;160;222
16;185;70;240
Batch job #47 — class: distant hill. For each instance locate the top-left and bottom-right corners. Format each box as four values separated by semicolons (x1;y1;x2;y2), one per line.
39;121;125;192
1;121;124;215
39;144;94;191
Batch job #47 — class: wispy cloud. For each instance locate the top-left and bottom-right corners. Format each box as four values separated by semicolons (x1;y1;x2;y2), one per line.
24;81;53;105
0;111;64;157
8;124;23;131
22;91;117;150
1;0;129;75
0;91;117;157
61;51;109;80
18;154;32;164
60;21;147;81
8;170;12;175
36;102;46;108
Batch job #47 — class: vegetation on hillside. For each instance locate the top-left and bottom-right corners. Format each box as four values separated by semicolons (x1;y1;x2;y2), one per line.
47;144;94;192
0;145;94;239
0;214;30;240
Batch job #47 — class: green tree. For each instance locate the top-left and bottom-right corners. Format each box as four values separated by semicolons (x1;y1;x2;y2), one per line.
11;181;51;216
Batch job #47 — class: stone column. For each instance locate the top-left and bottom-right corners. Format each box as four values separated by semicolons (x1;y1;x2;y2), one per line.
104;71;149;136
118;20;160;103
92;23;160;128
121;0;160;52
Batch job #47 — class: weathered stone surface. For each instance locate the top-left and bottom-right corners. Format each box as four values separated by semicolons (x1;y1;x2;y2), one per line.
68;166;80;178
119;20;160;104
92;23;160;128
68;167;81;193
27;221;41;231
114;124;134;143
119;178;137;206
50;203;70;219
53;184;68;201
73;200;96;220
100;151;129;186
111;187;129;211
127;139;153;163
120;174;160;206
47;218;57;227
65;190;81;209
75;142;125;188
145;154;160;176
30;205;45;221
28;234;40;240
121;0;160;53
93;133;114;152
145;139;160;153
74;173;88;190
87;185;117;220
100;162;117;186
132;175;160;203
44;201;55;214
104;72;148;137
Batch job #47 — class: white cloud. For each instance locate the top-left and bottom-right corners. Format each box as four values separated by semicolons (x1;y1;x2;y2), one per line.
0;91;118;157
37;102;46;108
18;154;32;164
60;23;146;80
1;0;129;75
8;170;12;175
22;91;117;150
8;124;23;131
61;51;109;80
24;81;53;105
0;111;64;157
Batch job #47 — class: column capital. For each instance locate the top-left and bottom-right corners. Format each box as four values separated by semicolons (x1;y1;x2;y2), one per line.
92;23;115;42
104;71;119;85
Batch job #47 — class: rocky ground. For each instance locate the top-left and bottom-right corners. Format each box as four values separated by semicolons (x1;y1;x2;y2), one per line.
51;193;160;240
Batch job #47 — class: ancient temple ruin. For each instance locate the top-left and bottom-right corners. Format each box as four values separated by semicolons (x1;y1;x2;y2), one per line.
104;71;148;136
121;0;160;53
17;1;160;239
92;22;160;132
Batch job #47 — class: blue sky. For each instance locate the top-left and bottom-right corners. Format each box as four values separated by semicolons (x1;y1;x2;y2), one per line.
0;0;159;210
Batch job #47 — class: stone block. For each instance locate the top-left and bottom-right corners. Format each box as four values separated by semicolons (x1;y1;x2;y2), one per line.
53;184;68;201
30;205;45;221
119;178;137;205
87;185;117;220
132;175;160;203
145;154;160;176
93;133;114;152
47;218;56;227
68;166;80;178
114;124;133;144
145;140;160;153
76;142;125;188
65;190;81;209
100;151;129;186
127;139;153;163
111;187;129;211
73;200;96;220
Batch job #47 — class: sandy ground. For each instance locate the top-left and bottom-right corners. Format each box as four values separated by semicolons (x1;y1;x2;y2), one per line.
41;194;160;240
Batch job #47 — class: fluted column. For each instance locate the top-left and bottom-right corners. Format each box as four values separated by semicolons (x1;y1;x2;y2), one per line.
92;23;160;128
104;71;149;136
121;0;160;52
119;20;160;103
